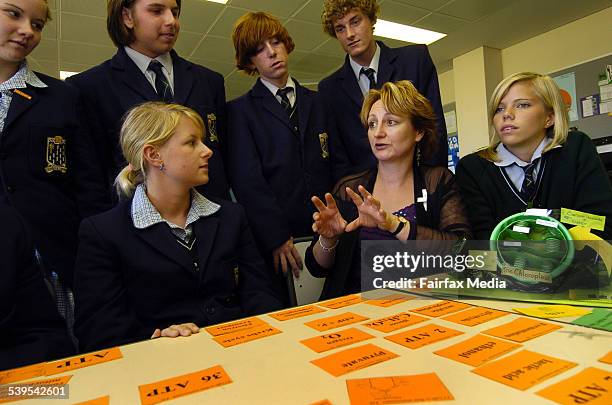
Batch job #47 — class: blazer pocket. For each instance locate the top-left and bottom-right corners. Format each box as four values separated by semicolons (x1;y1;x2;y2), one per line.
28;125;70;180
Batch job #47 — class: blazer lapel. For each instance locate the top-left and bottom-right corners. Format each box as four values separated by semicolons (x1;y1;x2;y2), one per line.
170;51;194;105
194;216;219;284
135;223;196;275
3;87;40;134
295;81;312;142
339;57;363;108
376;42;396;87
252;79;292;130
110;48;159;104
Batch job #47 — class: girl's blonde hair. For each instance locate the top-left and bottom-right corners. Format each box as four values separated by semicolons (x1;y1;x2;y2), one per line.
114;102;205;198
479;72;569;161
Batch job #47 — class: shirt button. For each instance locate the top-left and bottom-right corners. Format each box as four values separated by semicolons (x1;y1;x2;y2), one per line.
6;186;14;193
205;306;215;315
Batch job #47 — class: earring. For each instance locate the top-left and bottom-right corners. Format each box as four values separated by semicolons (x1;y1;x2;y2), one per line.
416;143;421;167
159;162;165;172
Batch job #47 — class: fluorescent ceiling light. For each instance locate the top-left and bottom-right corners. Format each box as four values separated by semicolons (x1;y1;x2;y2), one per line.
60;71;79;80
206;0;228;4
374;19;446;45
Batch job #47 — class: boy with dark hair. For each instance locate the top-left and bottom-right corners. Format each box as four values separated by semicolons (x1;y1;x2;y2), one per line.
68;0;229;200
319;0;448;172
228;12;338;304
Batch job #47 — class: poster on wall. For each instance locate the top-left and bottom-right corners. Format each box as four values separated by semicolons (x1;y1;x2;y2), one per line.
552;72;579;122
447;135;459;173
444;110;459;173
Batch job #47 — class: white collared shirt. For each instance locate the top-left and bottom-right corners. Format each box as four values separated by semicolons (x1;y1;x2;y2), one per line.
131;184;220;243
0;60;47;134
260;75;296;107
349;43;381;95
124;46;175;93
494;137;556;190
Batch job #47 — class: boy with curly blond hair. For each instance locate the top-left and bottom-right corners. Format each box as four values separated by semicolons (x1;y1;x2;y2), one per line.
319;0;448;171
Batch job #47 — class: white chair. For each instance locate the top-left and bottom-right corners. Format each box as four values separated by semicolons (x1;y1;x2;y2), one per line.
286;236;326;306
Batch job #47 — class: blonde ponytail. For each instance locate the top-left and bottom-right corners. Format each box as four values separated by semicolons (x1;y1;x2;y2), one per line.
114;164;144;198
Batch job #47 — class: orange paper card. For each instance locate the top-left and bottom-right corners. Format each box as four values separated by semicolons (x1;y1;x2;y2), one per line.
434;334;521;366
318;294;362;309
204;317;268;336
45;347;122;376
363;312;428;333
346;373;454;405
0;376;72;404
73;396;110;405
268;305;326;321
304;312;369;331
364;293;413;307
310;343;399;377
442;307;509;327
482;317;562;343
472;350;577;391
300;327;375;353
536;367;612;405
0;363;45;384
410;300;471;317
599;351;612;365
139;365;231;405
385;324;464;349
213;324;281;348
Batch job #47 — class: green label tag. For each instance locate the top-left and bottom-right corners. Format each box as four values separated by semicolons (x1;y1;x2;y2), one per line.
560;208;606;231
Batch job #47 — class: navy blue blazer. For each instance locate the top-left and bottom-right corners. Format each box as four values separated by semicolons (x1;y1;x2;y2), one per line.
0;74;110;287
67;48;230;199
0;205;74;371
74;197;283;352
318;41;448;174
227;79;336;253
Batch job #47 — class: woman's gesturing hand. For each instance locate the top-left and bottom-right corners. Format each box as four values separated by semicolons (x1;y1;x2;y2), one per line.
345;185;395;232
311;193;347;239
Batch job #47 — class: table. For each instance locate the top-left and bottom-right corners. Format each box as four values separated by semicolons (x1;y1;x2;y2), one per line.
4;290;611;404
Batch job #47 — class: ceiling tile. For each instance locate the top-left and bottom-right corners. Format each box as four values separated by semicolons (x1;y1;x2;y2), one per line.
285;20;329;52
229;0;303;17
61;13;112;47
313;38;346;57
292;0;324;24
60;41;116;65
173;31;204;57
380;0;430;25
207;7;250;38
384;0;450;11
192;36;235;63
61;0;106;18
438;0;512;22
291;52;344;75
188;58;237;76
59;61;96;74
30;39;57;61
29;59;59;78
41;19;58;42
180;0;224;33
374;36;415;48
414;12;467;33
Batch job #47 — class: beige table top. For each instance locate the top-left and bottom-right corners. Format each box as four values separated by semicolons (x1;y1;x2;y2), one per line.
8;290;612;405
